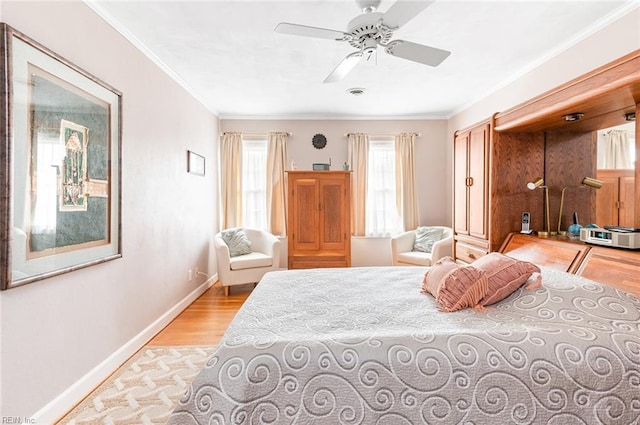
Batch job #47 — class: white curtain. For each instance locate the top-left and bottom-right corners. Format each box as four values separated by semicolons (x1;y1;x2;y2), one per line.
266;132;288;236
395;132;419;231
366;138;402;236
347;133;368;236
600;130;633;169
219;132;242;229
242;139;267;230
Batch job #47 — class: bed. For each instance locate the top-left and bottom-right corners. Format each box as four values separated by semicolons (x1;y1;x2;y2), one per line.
167;266;640;424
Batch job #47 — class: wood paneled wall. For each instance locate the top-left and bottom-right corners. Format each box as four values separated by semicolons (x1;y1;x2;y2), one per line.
545;131;598;232
494;50;640;230
490;131;545;251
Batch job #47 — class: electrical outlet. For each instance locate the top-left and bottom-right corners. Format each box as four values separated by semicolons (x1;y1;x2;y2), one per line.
188;269;193;282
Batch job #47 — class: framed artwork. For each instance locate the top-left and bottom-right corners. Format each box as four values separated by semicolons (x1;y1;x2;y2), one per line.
187;150;205;176
1;23;122;290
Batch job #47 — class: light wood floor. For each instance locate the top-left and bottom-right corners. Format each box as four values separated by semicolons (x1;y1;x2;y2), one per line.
147;281;253;346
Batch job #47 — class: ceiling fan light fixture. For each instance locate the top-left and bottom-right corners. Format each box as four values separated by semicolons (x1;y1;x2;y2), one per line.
347;87;366;96
356;0;381;13
562;112;584;122
275;0;448;83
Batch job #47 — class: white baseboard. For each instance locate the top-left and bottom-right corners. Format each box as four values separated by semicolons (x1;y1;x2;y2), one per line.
32;274;217;424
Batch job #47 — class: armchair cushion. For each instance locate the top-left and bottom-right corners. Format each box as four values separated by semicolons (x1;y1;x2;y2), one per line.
221;228;252;257
413;226;444;253
396;251;434;267
230;252;273;271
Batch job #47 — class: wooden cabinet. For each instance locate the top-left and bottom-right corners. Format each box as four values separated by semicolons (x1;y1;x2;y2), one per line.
453;121;546;265
454;240;487;264
454;122;489;239
452;51;639;263
287;171;351;269
596;169;635;227
453;122;491;263
493;51;640;229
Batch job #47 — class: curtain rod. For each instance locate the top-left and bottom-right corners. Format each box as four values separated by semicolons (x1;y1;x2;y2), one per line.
604;129;634;135
220;132;292;137
344;132;420;137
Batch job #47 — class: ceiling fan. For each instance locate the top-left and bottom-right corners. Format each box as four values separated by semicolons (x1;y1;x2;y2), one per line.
274;0;450;83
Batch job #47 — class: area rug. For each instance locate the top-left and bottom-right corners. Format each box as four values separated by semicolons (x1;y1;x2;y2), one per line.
58;345;217;425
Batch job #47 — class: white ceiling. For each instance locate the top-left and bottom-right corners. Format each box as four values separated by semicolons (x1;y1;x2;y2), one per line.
89;0;636;119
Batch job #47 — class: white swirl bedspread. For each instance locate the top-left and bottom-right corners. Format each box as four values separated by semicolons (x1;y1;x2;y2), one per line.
168;266;640;425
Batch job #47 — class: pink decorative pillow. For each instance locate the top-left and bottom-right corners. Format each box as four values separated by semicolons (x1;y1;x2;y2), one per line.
422;256;458;297
473;252;541;306
423;257;488;312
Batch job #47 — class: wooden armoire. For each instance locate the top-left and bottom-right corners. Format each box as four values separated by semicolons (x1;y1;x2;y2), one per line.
287;171;351;269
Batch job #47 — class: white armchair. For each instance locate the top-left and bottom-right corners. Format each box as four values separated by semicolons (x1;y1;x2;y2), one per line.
391;226;453;266
214;229;281;296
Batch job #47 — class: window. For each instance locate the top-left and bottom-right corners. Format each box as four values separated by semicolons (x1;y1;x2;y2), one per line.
241;138;267;230
32;132;65;234
366;139;402;236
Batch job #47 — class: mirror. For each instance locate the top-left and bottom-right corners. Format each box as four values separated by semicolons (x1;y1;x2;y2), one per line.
595;121;636;228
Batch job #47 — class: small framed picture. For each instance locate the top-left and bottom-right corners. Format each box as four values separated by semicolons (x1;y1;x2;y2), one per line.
187;150;205;176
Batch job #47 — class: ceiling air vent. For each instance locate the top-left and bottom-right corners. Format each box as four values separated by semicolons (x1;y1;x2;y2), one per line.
347;87;366;96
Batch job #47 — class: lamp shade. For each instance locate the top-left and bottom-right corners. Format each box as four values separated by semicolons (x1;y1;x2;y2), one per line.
527;177;544;190
582;176;603;189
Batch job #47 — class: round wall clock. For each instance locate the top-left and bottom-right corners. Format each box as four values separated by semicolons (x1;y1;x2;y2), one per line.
312;133;327;149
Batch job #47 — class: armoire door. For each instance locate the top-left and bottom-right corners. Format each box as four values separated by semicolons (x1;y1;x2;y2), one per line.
468;124;488;239
620;175;635;226
319;177;348;252
453;133;469;235
596;169;635;227
595;172;619;226
290;177;320;252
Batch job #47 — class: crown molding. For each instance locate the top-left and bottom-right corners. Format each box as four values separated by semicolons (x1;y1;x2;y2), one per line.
83;0;221;117
448;2;640;120
219;113;448;121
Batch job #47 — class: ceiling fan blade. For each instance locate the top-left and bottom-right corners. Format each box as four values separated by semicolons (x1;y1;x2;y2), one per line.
385;40;450;67
274;22;347;40
383;0;434;29
324;52;363;83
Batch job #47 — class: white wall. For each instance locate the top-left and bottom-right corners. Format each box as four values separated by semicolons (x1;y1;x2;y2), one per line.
1;1;637;420
448;7;640;132
221;119;450;266
0;1;219;420
221;119;451;228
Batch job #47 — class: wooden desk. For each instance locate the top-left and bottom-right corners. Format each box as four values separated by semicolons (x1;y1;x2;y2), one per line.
576;246;640;296
499;233;589;273
500;233;640;297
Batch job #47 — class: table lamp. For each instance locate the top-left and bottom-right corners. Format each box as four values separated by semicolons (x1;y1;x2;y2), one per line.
527;177;554;237
557;176;603;235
